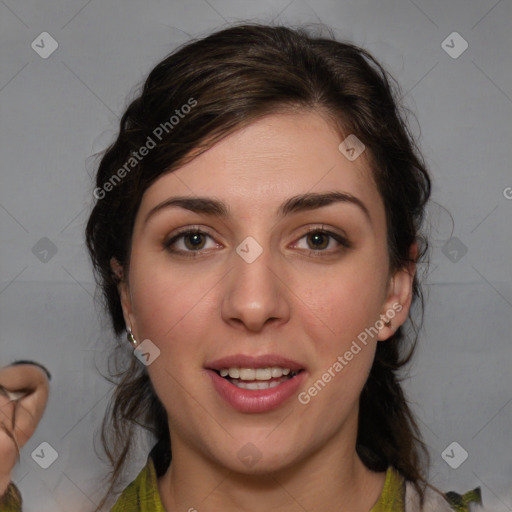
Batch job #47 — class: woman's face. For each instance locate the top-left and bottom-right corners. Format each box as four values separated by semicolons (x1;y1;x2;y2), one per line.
118;111;413;473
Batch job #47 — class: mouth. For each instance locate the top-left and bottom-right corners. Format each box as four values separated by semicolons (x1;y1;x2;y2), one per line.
205;355;307;413
212;367;304;390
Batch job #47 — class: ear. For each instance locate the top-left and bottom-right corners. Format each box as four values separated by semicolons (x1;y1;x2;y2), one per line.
110;257;137;334
377;242;418;341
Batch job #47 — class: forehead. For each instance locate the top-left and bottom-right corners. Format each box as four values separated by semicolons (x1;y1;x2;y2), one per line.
138;111;384;222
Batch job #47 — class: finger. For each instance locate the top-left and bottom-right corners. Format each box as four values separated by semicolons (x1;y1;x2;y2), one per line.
0;422;18;476
13;382;49;448
0;366;50;448
0;394;15;430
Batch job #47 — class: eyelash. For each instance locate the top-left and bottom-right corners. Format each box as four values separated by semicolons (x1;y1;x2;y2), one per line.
163;225;351;258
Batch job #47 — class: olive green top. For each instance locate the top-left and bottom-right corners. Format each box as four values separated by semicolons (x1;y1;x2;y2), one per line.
110;457;483;512
0;460;482;511
0;483;22;512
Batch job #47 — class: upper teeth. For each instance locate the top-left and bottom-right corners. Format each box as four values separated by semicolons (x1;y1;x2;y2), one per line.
219;367;292;380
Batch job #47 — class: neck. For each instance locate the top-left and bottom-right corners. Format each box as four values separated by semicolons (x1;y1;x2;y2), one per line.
157;430;386;512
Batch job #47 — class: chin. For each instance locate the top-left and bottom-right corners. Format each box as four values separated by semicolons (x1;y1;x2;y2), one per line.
208;442;302;476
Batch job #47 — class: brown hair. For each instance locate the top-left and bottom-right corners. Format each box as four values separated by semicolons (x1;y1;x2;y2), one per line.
85;22;431;509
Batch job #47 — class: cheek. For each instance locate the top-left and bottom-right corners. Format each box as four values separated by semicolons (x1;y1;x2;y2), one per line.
128;262;213;420
129;255;217;344
296;274;379;420
291;257;386;415
295;260;387;351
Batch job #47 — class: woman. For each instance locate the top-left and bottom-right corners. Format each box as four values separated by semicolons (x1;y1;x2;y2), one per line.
0;361;51;512
85;24;482;511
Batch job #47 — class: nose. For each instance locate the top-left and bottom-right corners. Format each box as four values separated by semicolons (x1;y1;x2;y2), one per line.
221;243;291;332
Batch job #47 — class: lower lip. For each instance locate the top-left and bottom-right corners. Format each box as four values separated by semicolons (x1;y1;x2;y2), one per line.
206;369;307;413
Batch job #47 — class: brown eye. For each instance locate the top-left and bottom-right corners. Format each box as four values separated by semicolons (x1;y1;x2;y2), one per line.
294;228;351;255
164;228;219;256
306;232;330;250
183;232;207;250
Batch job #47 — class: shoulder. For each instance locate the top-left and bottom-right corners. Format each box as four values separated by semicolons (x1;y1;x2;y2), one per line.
405;479;484;512
110;457;165;512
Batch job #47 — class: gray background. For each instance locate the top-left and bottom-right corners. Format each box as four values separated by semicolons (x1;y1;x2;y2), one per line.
1;0;511;510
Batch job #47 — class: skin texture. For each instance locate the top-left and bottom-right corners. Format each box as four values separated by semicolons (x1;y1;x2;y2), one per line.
0;364;50;496
115;111;416;512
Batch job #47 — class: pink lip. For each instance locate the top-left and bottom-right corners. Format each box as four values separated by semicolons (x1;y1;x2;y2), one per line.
205;353;305;371
206;369;307;413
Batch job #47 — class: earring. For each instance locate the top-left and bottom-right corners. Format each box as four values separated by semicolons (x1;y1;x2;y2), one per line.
126;326;137;346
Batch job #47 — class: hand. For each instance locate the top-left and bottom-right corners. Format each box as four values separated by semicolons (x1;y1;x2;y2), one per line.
0;363;50;497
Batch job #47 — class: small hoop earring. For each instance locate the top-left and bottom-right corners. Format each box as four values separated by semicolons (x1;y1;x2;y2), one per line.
126;326;137;346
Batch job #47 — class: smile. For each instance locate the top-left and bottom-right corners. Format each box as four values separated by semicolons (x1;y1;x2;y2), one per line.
206;367;306;413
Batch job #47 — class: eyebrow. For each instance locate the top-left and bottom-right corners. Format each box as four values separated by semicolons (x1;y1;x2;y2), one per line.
144;191;371;225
